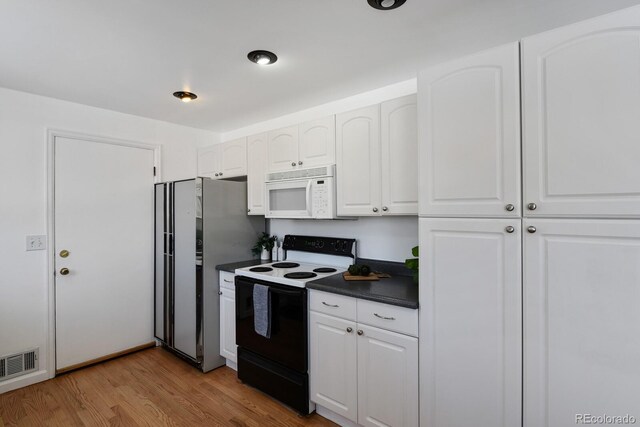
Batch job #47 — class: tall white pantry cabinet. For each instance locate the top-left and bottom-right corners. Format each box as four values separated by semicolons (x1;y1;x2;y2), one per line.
418;6;640;427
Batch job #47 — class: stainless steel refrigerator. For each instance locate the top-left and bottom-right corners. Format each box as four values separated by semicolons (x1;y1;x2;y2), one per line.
154;177;263;372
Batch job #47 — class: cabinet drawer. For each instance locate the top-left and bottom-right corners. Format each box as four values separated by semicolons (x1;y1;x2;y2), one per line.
357;299;418;337
309;290;356;321
220;271;236;290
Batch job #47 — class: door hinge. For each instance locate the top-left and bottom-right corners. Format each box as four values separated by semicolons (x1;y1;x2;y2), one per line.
153;167;156;177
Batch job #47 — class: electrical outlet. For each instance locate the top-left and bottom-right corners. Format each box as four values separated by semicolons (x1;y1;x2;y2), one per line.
26;235;46;251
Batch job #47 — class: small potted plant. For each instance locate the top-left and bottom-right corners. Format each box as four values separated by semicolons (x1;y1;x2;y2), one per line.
405;246;419;283
252;232;277;261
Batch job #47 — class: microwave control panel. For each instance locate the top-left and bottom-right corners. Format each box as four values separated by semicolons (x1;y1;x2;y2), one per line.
311;179;330;218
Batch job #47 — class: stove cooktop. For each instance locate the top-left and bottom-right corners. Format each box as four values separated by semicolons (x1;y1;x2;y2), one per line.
235;261;345;288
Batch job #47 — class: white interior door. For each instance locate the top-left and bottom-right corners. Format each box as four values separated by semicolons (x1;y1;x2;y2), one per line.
54;136;155;371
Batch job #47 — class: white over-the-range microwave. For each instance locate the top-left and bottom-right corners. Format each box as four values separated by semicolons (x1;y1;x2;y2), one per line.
265;165;339;219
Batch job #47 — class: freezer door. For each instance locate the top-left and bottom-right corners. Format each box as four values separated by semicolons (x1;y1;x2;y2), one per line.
172;179;198;359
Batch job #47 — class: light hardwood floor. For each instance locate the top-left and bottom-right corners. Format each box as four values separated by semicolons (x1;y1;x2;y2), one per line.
0;347;336;426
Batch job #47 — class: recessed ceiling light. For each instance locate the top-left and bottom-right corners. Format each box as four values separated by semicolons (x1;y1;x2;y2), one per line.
247;50;278;66
367;0;406;10
173;91;198;103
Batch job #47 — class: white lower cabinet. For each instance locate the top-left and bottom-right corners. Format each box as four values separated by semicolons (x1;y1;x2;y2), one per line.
309;312;358;422
309;291;419;426
419;218;522;427
357;325;419;427
524;219;640;426
219;271;237;365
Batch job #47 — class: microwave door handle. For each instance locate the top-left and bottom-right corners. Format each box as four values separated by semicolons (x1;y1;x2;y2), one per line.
306;180;313;217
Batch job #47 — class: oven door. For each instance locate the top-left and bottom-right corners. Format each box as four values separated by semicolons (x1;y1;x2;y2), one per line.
235;276;307;372
265;179;312;219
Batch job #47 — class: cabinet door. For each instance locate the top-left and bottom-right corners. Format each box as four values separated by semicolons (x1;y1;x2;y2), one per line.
381;95;418;215
267;126;299;172
523;219;640;427
336;105;382;216
247;133;268;215
309;311;358;423
419;218;522;427
299;116;336;168
197;144;221;179
522;9;640;217
418;42;521;217
219;287;237;363
357;324;418;427
220;138;247;178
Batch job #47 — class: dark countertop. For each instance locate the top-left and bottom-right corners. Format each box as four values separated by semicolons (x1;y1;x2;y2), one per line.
216;259;269;272
307;258;419;309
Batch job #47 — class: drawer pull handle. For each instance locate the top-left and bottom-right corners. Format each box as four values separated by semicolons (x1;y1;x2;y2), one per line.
374;313;395;320
322;302;339;308
223;279;233;283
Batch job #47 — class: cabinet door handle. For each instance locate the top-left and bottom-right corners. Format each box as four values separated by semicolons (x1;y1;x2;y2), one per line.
374;313;395;321
322;302;339;308
291;162;297;167
346;327;353;333
218;291;223;295
357;330;364;336
224;279;233;283
527;226;537;234
505;204;515;211
505;226;515;233
219;172;223;176
527;203;537;210
382;206;388;212
298;161;303;165
372;207;379;213
214;173;219;177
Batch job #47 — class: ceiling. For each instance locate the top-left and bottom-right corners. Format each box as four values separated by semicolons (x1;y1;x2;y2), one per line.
1;0;638;133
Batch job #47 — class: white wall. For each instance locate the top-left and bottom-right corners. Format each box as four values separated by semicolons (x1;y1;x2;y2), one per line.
270;218;418;263
221;78;419;262
221;79;417;141
0;87;217;393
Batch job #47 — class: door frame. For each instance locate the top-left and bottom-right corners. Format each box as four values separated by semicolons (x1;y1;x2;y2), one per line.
46;129;161;378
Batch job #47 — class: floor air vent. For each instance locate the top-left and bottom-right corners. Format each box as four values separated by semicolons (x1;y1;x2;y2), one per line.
0;348;39;382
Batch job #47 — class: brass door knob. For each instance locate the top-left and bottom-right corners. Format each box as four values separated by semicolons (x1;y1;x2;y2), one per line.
59;250;70;258
60;268;70;275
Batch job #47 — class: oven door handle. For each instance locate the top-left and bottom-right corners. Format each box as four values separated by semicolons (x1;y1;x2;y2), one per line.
270;287;304;296
305;180;313;217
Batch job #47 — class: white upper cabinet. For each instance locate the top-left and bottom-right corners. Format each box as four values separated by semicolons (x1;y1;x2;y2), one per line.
420;218;522;427
267;126;299;172
418;42;521;217
381;95;418;215
299;116;336;168
522;8;640;217
197;139;247;179
219;138;247;178
197;144;221;178
336;105;382;216
246;133;268;215
523;219;640;426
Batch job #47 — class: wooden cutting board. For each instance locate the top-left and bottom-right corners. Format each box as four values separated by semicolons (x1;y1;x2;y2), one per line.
342;272;392;281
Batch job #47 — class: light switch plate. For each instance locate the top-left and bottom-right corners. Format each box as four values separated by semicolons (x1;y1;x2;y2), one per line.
26;235;46;251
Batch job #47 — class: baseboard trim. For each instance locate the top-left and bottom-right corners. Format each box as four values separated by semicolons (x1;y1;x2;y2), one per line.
56;342;156;375
225;359;238;371
0;370;50;395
